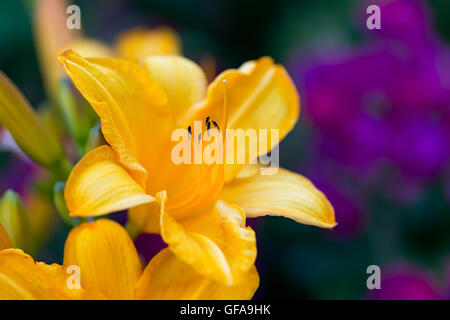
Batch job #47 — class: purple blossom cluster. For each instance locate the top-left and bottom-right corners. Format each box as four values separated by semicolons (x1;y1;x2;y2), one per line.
291;0;450;236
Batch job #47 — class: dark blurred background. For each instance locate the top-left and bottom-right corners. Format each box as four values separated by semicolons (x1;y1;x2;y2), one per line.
1;0;450;299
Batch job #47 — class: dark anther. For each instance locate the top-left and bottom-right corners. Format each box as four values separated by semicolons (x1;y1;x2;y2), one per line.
206;116;210;125
188;126;192;137
206;121;211;136
212;120;220;131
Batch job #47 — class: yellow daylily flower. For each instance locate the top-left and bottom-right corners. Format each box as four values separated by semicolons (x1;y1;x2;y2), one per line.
0;219;257;300
58;49;335;292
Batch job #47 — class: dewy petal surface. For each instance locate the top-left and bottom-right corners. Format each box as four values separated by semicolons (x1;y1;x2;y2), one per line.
0;249;102;299
115;27;181;62
58;50;172;186
220;168;336;228
135;248;259;300
209;57;300;181
158;191;256;285
63;219;142;299
65;145;154;217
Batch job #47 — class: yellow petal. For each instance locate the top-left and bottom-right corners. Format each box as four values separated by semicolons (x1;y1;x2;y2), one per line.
0;249;102;299
212;57;299;181
115;27;181;62
0;223;12;250
143;55;207;120
129;201;161;234
135;248;259;300
221;168;336;228
235;164;260;179
0;72;64;168
58;50;172;186
149;154;225;219
65;145;154;217
158;191;256;285
63;219;142;299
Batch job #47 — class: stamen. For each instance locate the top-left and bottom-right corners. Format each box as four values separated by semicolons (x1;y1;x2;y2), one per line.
206;121;211;136
212;120;220;131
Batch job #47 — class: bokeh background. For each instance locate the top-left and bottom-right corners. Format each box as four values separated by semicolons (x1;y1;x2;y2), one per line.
1;0;450;299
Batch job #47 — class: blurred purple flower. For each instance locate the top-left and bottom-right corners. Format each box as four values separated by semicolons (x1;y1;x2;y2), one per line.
362;0;432;43
0;157;35;196
389;116;448;178
134;233;167;264
0;129;38;196
294;0;450;189
371;264;442;300
0;157;36;198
